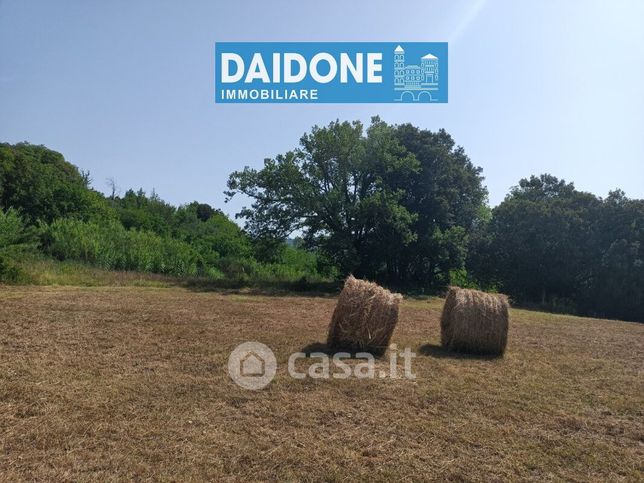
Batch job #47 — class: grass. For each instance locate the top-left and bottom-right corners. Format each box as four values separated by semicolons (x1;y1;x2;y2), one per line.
0;286;642;481
16;258;178;287
15;258;341;294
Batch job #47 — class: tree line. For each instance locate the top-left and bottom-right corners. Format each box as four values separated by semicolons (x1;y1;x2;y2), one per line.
227;118;643;322
1;118;642;322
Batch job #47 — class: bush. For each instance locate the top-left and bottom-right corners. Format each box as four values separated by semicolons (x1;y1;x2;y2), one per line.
0;255;21;282
45;219;201;276
41;219;333;284
448;268;479;289
0;208;38;281
211;245;331;283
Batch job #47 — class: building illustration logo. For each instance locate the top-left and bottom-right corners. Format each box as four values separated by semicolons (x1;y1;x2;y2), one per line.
216;42;447;103
394;44;439;102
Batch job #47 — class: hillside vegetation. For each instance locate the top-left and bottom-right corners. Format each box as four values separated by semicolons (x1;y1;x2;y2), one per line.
0;142;336;286
1;119;643;321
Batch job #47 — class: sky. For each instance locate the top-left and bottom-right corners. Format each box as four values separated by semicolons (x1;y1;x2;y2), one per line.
1;0;643;220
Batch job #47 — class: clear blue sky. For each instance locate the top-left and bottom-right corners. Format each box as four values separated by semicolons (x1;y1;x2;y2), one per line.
1;0;643;219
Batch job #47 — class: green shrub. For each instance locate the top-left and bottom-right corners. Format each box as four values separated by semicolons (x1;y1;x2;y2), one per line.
45;219;201;276
448;267;479;289
215;256;258;280
0;208;38;281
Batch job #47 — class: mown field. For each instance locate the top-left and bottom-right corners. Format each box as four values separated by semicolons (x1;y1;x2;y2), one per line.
0;286;642;482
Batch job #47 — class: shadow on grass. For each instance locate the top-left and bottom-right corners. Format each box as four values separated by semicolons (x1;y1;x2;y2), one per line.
300;342;332;355
182;278;342;298
419;343;503;361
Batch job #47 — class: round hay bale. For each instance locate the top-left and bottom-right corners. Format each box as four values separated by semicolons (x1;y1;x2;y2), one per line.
327;275;403;356
440;286;509;356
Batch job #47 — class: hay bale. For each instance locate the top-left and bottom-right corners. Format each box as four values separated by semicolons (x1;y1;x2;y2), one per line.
440;287;509;356
327;275;402;356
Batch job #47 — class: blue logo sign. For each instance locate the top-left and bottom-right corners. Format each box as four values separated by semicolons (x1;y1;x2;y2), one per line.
215;42;448;104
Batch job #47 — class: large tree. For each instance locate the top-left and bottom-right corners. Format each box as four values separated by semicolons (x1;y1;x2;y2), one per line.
226;118;488;287
477;174;600;303
392;124;487;286
226;118;418;277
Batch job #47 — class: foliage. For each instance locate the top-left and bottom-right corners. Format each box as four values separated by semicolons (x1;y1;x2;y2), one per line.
586;190;644;321
226;118;487;287
0;143;114;223
0;208;38;281
0;142;330;284
45;219;201;276
173;202;253;263
2;136;642;321
227;118;418;277
113;188;176;236
390;124;487;287
468;175;644;321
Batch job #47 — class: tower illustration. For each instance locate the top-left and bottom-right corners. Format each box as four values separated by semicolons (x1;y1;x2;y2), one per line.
394;45;405;87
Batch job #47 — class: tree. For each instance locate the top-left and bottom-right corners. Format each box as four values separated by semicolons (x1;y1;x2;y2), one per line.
0;142;113;223
226;118;419;278
195;203;216;222
586;190;644;321
475;174;600;304
470;175;644;322
114;188;176;235
176;204;252;260
392;124;488;286
226;118;488;288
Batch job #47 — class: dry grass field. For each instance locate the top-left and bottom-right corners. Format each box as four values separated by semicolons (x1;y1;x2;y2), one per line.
0;286;642;482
